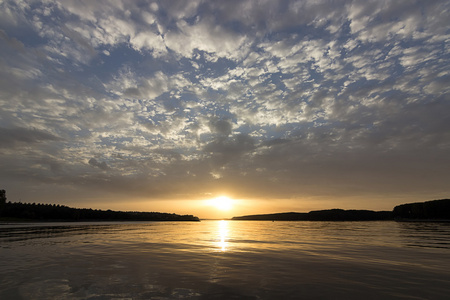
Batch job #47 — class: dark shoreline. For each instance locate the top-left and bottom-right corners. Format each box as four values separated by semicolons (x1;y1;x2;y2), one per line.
232;199;450;222
0;202;200;222
232;210;393;221
0;219;201;224
1;198;449;223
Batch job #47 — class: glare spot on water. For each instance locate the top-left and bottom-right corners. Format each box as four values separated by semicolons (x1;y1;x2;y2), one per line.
217;220;228;251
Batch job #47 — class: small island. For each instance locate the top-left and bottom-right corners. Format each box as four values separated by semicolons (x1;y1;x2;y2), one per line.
0;190;199;222
232;199;450;221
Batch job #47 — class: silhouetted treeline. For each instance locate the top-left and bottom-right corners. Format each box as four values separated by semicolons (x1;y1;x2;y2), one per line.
232;212;308;221
233;199;450;221
232;209;393;221
308;209;393;221
0;201;199;222
393;199;450;220
0;189;6;205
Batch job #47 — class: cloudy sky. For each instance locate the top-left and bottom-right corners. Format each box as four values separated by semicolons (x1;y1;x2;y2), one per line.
1;0;449;218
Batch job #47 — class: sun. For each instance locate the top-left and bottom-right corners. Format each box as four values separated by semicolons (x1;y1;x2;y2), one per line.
209;196;233;211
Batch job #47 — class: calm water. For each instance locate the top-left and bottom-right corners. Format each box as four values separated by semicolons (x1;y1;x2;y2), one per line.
1;220;449;299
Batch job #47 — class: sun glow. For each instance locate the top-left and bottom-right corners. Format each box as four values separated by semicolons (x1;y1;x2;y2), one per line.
209;196;233;211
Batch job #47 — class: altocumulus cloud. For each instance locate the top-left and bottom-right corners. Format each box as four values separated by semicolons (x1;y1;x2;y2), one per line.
0;0;449;209
88;158;110;171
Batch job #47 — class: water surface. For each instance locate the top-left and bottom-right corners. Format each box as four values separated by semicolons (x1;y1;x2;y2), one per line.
1;220;449;299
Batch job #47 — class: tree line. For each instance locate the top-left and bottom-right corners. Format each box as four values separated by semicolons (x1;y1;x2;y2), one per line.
232;210;393;221
232;199;450;221
0;190;199;222
393;199;450;220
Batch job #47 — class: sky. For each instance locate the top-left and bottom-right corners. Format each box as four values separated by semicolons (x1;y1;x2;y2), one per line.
1;0;449;219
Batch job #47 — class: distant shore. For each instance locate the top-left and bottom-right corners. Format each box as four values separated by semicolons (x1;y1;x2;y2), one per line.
232;199;450;221
1;198;449;223
0;201;200;222
232;210;393;221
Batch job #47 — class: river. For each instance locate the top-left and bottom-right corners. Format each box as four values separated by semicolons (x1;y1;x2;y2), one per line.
1;220;449;299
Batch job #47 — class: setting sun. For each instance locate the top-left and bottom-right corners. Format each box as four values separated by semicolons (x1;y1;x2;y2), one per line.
209;196;233;211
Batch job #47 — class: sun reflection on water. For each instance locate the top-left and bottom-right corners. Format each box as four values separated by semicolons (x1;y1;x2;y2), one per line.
217;220;228;251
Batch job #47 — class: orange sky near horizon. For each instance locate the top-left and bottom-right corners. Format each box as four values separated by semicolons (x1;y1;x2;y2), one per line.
56;192;447;220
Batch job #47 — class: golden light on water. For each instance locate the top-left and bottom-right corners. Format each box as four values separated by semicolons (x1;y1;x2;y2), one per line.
217;220;229;251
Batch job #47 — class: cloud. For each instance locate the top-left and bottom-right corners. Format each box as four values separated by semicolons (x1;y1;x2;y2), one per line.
0;29;25;51
129;30;167;55
204;133;256;168
88;158;110;171
209;117;233;137
122;71;170;100
164;18;248;60
0;127;61;148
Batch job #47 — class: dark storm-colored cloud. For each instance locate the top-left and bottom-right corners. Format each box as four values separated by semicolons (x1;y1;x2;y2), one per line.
0;127;61;148
204;133;255;165
209;117;233;136
88;158;110;171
